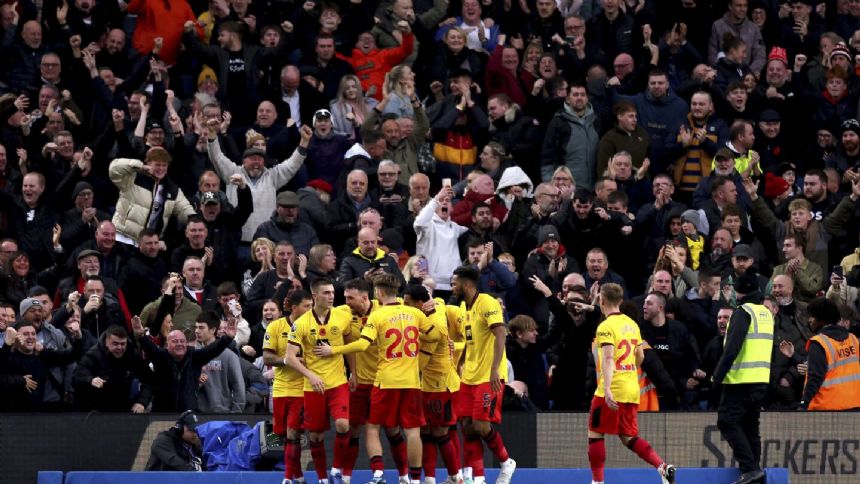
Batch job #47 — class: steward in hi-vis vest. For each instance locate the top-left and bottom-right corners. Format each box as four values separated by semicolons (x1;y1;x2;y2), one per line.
712;269;773;484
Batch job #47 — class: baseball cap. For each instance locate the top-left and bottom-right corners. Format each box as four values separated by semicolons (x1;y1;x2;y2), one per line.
759;109;780;123
276;191;299;207
176;410;199;431
145;120;163;133
714;147;734;161
307;179;333;194
200;192;220;205
732;244;754;259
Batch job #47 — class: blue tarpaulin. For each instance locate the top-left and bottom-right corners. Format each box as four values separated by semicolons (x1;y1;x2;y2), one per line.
195;421;262;471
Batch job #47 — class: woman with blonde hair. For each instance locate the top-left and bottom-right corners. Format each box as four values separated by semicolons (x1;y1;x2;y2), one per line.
381;64;416;117
330;74;378;139
242;237;275;296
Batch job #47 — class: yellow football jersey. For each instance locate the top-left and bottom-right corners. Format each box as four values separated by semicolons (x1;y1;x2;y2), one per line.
287;307;353;391
360;303;438;389
336;301;382;385
460;294;507;386
593;313;642;404
420;298;461;393
263;317;304;397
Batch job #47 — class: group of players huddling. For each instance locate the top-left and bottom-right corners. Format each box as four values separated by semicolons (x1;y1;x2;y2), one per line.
263;265;674;484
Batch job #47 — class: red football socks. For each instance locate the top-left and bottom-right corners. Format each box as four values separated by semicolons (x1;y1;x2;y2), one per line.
387;432;409;476
344;437;360;476
481;429;510;462
370;455;384;473
333;431;350;469
588;438;606;482
309;440;327;480
464;436;485;477
627;437;663;468
422;434;437;478
285;438;303;479
438;434;461;475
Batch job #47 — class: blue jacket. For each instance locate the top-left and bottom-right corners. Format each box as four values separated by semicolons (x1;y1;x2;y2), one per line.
614;89;689;170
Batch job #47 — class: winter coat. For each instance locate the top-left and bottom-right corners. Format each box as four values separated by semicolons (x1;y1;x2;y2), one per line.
750;195;855;272
540;103;601;188
707;13;767;74
488;107;542;183
337;247;406;288
109;158;196;242
139;334;232;412
613;89;689;169
207;138;307;242
72;332;154;412
253;212;320;256
596;124;651;176
361;105;430;186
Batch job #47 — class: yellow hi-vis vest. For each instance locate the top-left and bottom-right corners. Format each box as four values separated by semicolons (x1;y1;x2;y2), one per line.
723;303;774;384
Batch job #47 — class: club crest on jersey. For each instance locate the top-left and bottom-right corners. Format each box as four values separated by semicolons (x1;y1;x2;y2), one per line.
330;326;339;336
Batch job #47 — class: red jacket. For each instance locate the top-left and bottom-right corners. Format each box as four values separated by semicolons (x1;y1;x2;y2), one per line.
129;0;202;66
451;191;509;227
338;34;414;100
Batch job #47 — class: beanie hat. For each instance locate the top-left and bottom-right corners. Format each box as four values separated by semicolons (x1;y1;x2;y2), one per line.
680;209;701;233
830;44;853;65
307;179;333;194
764;172;790;199
537;225;560;246
197;65;218;87
72;181;94;199
19;298;42;316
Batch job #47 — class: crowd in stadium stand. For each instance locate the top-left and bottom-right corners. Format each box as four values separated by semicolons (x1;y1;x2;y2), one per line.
1;0;860;415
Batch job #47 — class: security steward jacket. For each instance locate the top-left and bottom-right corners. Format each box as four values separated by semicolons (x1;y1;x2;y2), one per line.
713;301;774;385
802;324;860;410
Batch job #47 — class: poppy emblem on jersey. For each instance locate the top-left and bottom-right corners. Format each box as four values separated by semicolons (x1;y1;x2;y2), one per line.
319;328;327;337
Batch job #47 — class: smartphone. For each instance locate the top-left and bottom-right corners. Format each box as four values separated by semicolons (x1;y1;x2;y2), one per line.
417;256;428;273
833;265;844;278
442;178;452;188
565;35;575;44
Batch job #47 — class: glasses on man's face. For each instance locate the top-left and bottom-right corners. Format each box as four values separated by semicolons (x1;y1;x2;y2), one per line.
77;191;93;198
379;172;398;177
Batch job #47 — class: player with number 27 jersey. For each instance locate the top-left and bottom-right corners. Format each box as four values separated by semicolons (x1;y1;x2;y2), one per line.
593;313;642;404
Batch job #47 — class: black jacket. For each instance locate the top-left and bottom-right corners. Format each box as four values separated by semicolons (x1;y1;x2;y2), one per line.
72;332;154;412
118;250;169;315
0;337;83;411
139;334;232;412
145;427;204;471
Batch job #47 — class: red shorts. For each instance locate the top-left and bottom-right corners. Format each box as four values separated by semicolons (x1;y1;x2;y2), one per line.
588;396;639;436
303;383;350;433
422;390;457;427
272;396;304;434
350;383;374;426
455;382;503;424
368;387;425;429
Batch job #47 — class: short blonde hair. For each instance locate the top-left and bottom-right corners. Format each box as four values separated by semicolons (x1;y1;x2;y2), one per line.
250;237;275;263
509;315;537;338
600;283;624;306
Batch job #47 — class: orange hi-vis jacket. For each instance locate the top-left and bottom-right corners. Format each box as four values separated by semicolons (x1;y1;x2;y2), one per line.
638;367;659;412
806;333;860;411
